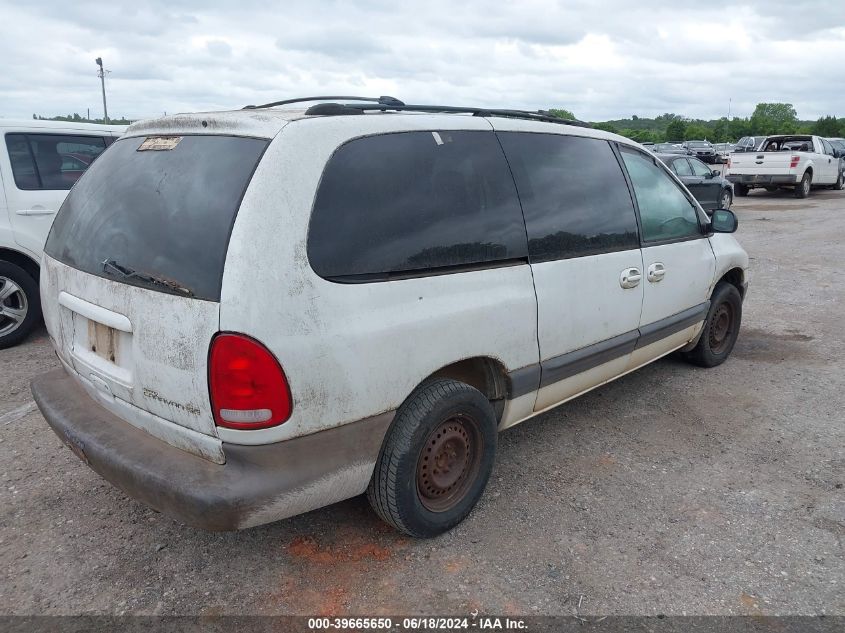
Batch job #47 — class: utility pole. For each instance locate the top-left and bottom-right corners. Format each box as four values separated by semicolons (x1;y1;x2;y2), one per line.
95;57;109;124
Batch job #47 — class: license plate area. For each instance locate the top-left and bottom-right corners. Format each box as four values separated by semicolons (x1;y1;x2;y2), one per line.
88;320;119;364
56;297;135;392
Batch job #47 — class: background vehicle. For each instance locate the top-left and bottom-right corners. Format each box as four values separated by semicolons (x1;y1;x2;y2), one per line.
32;97;749;539
827;137;845;189
726;134;843;197
733;136;767;152
683;140;717;164
0;120;125;347
713;142;736;164
652;142;687;154
658;153;733;211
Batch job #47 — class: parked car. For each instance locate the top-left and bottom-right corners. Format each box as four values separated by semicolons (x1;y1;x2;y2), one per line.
726;134;843;197
733;136;767;153
827;138;845;190
32;97;749;538
652;142;687;154
657;153;733;211
0;120;125;348
683;140;717;164
713;143;736;164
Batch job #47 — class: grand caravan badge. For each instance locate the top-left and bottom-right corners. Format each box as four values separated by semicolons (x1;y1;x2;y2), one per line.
138;136;182;151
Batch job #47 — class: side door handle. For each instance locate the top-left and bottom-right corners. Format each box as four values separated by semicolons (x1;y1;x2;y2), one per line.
16;209;56;216
647;262;666;283
620;267;641;289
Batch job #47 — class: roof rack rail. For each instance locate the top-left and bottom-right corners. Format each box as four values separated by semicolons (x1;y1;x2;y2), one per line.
333;103;591;128
243;95;405;110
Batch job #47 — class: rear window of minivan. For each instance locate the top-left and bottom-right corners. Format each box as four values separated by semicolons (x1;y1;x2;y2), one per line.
45;135;268;301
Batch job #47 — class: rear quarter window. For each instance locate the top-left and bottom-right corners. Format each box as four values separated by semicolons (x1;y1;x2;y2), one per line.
308;131;528;281
45;135;268;301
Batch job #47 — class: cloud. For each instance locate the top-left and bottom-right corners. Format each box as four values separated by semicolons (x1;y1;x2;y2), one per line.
0;0;843;122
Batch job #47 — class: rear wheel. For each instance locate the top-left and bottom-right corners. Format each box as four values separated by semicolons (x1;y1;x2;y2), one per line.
682;282;742;368
719;188;733;209
735;183;749;197
794;171;811;198
367;378;497;538
0;261;40;349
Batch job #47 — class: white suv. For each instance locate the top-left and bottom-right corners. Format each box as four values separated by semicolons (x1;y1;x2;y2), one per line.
0;120;125;347
32;98;749;537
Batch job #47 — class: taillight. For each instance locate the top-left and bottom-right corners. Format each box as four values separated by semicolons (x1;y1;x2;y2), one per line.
209;333;292;430
789;155;800;169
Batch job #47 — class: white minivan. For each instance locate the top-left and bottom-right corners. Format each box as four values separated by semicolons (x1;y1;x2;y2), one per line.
0;119;125;347
32;98;749;537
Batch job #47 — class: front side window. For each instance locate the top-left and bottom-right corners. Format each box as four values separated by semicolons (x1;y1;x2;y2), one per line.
5;133;107;190
308;131;527;280
821;139;834;156
621;149;701;243
672;158;693;176
497;132;639;261
689;158;712;177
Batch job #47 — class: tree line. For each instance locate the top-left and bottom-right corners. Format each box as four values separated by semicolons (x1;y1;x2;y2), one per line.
32;113;133;126
550;104;844;143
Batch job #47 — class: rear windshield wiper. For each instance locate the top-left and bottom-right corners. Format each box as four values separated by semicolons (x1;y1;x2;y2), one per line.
101;258;194;297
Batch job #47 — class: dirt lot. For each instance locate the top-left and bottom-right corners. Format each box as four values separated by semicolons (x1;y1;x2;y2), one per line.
1;188;843;617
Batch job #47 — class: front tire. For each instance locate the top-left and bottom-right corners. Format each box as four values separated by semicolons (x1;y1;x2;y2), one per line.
367;378;497;538
834;171;844;191
719;188;733;209
682;282;742;368
794;171;811;198
0;261;41;349
735;183;749;197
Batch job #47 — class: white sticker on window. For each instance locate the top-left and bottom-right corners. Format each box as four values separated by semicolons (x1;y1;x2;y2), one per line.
138;136;182;151
431;131;444;146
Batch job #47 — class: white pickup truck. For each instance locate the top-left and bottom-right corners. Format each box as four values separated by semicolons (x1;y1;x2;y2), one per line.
726;134;844;198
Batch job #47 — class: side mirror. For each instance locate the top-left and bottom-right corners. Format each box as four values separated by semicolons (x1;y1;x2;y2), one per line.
710;208;738;233
711;169;720;177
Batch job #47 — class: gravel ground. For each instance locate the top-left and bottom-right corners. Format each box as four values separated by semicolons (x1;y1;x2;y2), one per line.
1;187;843;617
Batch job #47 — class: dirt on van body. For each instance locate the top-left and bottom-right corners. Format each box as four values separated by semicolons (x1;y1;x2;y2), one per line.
0;187;843;617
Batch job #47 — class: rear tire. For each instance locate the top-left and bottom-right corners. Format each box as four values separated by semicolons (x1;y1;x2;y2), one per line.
682;282;742;368
367;378;497;538
794;171;811;198
735;183;749;197
0;261;40;349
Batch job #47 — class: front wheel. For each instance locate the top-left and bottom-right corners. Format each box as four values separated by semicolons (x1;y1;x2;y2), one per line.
0;261;41;349
368;378;497;538
794;171;811;198
719;188;733;209
834;171;844;191
682;282;742;368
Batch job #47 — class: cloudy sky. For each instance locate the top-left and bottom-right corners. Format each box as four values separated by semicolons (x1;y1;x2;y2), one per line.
1;0;843;123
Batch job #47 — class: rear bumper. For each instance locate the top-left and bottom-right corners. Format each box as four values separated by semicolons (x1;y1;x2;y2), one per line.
726;174;798;185
32;368;393;531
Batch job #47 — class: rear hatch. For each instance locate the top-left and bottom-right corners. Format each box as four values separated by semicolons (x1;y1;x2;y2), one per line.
728;151;795;176
41;134;269;462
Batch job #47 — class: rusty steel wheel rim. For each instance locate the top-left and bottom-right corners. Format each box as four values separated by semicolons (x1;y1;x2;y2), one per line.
416;414;482;513
709;301;734;354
